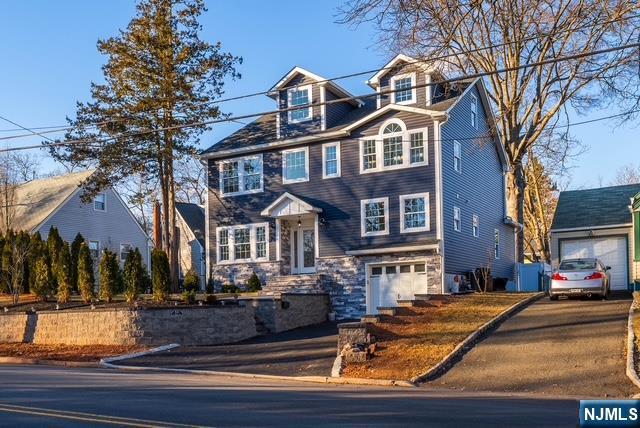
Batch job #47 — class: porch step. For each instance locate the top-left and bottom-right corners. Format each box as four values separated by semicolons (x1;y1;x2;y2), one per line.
397;300;418;307
414;294;431;301
360;314;381;324
376;307;397;316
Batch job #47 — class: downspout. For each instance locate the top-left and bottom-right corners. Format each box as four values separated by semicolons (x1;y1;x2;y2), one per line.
434;117;447;294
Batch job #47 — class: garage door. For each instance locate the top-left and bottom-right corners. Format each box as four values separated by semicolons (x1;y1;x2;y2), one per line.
560;237;628;290
368;263;427;313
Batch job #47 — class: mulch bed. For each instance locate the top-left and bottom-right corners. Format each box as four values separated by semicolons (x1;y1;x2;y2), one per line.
343;293;534;381
0;343;143;362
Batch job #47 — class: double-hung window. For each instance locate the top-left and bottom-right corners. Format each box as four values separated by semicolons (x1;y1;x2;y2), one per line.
282;147;309;183
219;154;263;196
400;193;430;233
391;73;416;105
217;223;269;264
361;120;427;173
119;243;132;264
472;214;479;238
494;229;500;259
88;241;100;260
453;140;462;173
470;93;478;129
453;206;461;232
361;197;389;237
322;142;341;178
288;85;312;123
94;193;106;211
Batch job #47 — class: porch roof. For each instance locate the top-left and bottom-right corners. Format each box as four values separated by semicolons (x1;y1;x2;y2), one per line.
260;192;323;218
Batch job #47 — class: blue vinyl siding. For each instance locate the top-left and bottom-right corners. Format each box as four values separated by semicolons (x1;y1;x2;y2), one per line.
208;110;438;259
441;84;515;280
278;74;322;138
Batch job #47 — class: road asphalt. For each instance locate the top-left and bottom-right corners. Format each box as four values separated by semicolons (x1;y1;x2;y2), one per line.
430;292;636;398
0;365;578;427
120;322;339;376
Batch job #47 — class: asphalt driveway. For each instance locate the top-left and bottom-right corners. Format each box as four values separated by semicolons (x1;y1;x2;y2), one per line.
429;292;636;398
119;322;338;377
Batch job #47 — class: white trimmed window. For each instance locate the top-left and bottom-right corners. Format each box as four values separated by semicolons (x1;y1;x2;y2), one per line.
322;142;341;179
361;197;389;237
470;93;478;129
400;193;430;233
453;140;462;173
120;243;133;264
282;147;309;183
360;120;428;173
453;206;461;232
217;223;269;264
472;214;479;238
219;154;263;196
288;85;312;123
390;73;416;105
494;229;500;259
88;241;100;260
94;193;106;211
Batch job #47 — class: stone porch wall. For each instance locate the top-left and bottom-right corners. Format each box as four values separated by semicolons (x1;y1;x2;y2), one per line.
211;262;281;291
0;306;257;346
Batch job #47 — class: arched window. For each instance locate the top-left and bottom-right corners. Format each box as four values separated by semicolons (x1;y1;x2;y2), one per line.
383;123;402;134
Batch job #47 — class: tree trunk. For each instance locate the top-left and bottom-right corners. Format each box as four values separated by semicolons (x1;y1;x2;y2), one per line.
167;159;180;292
507;165;526;263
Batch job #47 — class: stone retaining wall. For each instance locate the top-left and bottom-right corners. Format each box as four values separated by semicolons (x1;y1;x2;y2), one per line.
250;293;329;333
1;305;257;346
0;314;28;343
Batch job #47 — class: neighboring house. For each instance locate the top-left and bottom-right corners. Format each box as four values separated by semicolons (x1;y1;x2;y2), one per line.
550;183;640;291
9;170;151;269
200;54;517;319
176;202;206;286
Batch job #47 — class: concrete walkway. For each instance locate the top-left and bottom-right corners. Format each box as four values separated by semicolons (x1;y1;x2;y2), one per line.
429;293;637;398
120;322;338;377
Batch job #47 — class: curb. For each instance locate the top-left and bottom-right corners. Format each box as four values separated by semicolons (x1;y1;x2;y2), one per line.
102;345;414;387
410;292;544;384
99;343;180;368
626;302;640;390
0;357;98;368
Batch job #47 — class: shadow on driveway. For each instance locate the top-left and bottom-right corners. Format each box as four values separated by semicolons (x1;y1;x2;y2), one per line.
119;322;339;377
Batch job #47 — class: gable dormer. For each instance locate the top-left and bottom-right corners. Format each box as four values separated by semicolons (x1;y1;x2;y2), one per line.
367;54;444;110
268;67;361;139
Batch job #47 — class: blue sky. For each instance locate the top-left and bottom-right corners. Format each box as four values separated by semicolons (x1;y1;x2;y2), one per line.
0;0;637;189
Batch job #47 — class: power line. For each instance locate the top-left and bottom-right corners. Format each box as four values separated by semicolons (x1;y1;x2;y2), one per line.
1;12;638;136
0;115;57;144
1;40;639;153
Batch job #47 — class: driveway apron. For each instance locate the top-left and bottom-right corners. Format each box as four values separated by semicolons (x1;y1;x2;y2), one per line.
429;293;636;398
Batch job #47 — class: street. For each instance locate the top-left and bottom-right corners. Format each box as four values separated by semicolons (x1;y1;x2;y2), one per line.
0;365;578;427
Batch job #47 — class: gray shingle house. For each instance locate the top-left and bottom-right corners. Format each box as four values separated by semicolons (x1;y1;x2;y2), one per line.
551;183;640;291
201;54;517;319
176;202;205;286
8;170;151;269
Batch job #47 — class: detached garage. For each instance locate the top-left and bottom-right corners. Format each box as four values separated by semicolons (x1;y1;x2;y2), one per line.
550;183;640;291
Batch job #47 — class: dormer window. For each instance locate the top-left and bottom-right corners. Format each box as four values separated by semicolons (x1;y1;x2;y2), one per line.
391;73;416;105
288;85;312;123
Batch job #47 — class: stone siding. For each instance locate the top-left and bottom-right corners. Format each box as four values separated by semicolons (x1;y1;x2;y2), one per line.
1;306;257;346
337;322;370;353
0;314;28;343
317;250;442;320
211;262;280;291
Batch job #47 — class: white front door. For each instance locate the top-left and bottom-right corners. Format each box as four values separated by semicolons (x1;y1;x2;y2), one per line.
291;226;316;274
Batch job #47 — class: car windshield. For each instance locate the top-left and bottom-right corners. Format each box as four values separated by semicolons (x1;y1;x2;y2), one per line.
559;260;597;270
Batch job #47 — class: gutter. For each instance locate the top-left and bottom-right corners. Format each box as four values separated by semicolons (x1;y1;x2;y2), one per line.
345;243;439;256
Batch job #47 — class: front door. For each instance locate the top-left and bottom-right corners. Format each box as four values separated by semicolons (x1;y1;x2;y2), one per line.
291;226;316;274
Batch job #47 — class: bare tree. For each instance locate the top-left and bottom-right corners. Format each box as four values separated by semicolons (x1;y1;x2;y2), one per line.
174;154;206;205
339;0;640;261
523;152;558;263
116;174;160;235
611;163;640;185
2;236;33;304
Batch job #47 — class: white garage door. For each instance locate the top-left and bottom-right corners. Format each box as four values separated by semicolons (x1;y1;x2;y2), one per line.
368;263;427;313
560;237;628;290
